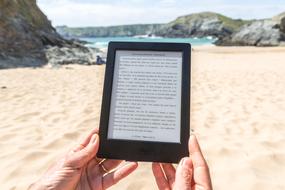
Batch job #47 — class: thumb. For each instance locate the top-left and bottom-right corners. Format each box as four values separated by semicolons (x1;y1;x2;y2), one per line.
173;157;193;190
66;134;99;168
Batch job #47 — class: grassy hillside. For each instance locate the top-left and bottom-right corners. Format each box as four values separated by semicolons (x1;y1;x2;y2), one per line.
169;12;252;32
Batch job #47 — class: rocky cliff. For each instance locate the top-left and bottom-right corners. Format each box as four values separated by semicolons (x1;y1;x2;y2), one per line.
215;12;285;46
0;0;98;69
0;0;68;56
155;12;252;38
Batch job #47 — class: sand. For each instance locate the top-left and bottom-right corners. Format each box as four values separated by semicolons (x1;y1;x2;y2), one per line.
1;46;285;190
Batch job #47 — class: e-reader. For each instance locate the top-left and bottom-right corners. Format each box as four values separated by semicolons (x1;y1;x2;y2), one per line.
97;42;190;163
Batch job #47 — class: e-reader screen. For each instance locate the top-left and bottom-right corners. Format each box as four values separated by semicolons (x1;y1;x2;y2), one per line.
107;50;182;143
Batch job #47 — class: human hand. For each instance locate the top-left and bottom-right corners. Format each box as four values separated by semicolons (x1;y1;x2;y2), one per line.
152;135;212;190
29;128;138;190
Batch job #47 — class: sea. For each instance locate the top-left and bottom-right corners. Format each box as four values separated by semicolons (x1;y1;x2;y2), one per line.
79;36;216;49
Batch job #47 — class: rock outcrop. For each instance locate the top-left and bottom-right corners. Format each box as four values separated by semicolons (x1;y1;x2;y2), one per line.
215;12;285;46
0;0;99;69
45;46;98;66
155;12;251;38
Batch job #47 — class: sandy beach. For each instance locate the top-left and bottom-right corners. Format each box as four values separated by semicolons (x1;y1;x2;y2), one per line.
1;46;285;190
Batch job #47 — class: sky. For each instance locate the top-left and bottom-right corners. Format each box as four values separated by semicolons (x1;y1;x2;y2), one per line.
37;0;285;27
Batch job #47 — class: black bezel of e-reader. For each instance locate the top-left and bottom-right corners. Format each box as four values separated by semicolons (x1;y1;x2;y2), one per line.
97;41;191;163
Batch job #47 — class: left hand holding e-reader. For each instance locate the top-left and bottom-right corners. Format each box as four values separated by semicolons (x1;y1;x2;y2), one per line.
97;42;191;163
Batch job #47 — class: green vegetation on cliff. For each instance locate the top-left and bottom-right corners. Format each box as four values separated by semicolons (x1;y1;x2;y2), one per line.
170;12;251;31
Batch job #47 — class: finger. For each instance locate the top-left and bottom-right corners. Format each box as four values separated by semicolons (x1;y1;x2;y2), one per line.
152;163;171;190
66;134;99;167
100;159;123;173
102;162;138;189
161;163;176;188
173;157;193;190
189;135;208;168
73;128;99;152
87;159;103;187
189;135;212;189
87;159;123;181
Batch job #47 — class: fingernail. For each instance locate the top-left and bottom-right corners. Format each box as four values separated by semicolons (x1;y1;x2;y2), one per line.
126;161;137;164
182;158;192;168
91;134;98;144
180;157;187;166
128;161;138;166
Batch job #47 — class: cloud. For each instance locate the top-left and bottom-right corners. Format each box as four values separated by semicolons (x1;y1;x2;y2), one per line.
37;0;285;27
